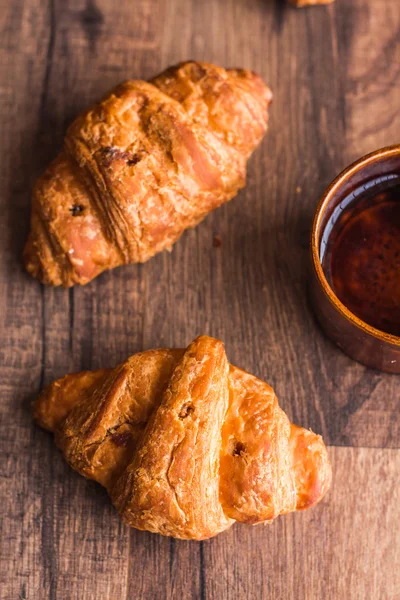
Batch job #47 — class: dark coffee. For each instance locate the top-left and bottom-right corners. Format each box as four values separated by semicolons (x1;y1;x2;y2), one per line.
320;174;400;336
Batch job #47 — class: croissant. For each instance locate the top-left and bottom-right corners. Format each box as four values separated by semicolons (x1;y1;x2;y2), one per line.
289;0;334;6
24;61;272;287
34;335;331;540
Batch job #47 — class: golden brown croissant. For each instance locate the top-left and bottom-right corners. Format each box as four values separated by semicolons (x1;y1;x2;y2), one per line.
289;0;334;6
24;61;272;287
34;335;331;540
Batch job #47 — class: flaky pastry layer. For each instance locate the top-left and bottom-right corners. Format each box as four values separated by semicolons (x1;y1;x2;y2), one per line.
34;336;331;540
24;62;272;286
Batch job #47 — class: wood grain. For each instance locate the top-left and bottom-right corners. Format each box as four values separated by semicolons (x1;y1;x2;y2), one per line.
0;0;399;598
2;446;399;599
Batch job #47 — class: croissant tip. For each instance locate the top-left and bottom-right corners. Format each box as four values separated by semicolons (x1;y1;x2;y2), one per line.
23;235;44;282
23;240;62;287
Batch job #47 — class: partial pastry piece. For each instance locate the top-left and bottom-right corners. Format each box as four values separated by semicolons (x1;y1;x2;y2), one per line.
24;61;272;287
289;0;334;6
34;335;332;540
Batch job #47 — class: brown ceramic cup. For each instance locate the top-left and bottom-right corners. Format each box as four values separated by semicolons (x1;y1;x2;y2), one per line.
310;144;400;373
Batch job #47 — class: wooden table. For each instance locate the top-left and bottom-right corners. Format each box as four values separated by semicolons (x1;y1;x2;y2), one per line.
1;1;399;598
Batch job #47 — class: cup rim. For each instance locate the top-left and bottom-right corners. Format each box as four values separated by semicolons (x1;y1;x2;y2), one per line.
311;143;400;348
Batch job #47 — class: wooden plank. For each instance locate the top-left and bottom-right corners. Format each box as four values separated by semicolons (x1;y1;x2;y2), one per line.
0;2;51;599
343;0;400;160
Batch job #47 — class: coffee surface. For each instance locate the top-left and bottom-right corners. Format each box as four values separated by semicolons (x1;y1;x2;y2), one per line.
322;176;400;336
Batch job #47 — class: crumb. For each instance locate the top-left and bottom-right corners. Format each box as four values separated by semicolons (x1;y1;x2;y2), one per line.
213;235;222;248
296;186;302;194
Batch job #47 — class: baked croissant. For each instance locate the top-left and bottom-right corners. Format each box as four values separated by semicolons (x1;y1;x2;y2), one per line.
34;335;331;540
289;0;334;6
24;61;272;287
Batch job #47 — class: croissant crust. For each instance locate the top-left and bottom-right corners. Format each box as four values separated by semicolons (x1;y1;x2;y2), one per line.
34;335;331;540
289;0;334;6
24;61;272;286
